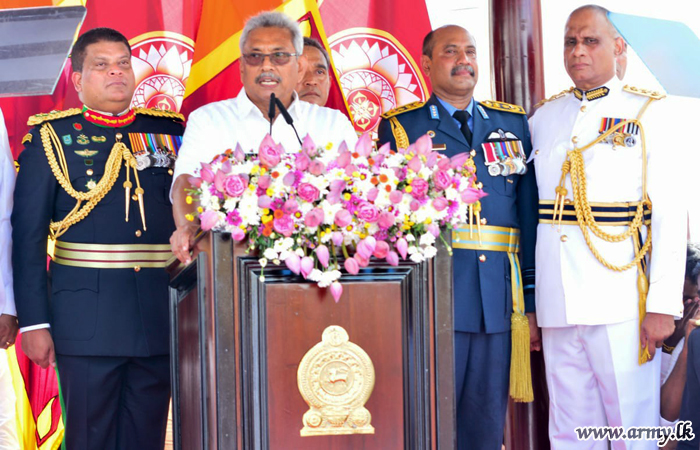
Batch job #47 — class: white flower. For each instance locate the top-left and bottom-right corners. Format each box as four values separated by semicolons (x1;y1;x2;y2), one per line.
223;198;238;211
258;258;268;268
263;248;278;260
407;245;419;255
406;234;416;242
308;269;323;282
295;248;305;257
410;253;425;263
419;232;436;246
423;245;438;259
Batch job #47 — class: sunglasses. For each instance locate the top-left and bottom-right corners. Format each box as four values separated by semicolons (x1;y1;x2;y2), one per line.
242;52;299;66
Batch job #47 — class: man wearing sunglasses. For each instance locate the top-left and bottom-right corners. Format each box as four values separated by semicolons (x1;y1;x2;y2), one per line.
170;11;357;263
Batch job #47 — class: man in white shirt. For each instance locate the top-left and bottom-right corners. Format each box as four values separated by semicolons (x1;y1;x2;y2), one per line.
170;11;357;263
529;5;685;449
0;107;19;449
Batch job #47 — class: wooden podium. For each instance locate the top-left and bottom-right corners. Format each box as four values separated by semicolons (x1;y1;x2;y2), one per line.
168;231;456;449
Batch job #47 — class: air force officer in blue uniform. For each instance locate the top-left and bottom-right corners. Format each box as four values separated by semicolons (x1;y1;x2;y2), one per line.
12;28;184;450
377;25;539;450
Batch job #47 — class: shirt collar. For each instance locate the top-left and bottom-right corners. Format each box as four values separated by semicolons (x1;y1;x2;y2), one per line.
573;76;621;102
238;87;300;119
436;96;475;118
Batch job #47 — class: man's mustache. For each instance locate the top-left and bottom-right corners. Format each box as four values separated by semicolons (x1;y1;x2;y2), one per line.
256;72;282;83
452;65;475;76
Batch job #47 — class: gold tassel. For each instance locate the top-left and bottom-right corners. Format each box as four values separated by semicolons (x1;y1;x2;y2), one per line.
510;312;534;402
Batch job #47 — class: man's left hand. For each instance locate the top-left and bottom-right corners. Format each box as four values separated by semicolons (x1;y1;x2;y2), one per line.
0;314;18;349
526;312;541;352
641;312;676;359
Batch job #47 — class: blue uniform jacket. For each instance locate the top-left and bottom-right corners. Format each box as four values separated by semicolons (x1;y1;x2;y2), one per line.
12;108;184;357
377;95;538;333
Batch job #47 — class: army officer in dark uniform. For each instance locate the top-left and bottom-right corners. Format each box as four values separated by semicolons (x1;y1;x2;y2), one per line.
377;25;539;450
12;28;184;450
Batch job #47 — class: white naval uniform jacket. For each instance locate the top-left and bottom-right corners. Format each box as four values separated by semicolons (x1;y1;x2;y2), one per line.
172;88;358;185
529;77;685;328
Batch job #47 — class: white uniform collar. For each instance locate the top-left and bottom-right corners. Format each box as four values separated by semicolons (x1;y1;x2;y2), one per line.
238;87;300;120
572;76;621;102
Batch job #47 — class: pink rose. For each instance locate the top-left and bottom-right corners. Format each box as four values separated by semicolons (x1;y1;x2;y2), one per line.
273;215;295;237
259;144;282;168
298;183;320;202
223;175;246;197
410;178;429;199
433;169;452;191
357;202;379;223
432;196;448;211
377;211;395;229
304;208;324;228
334;209;352;228
283;199;299;214
199;210;219;231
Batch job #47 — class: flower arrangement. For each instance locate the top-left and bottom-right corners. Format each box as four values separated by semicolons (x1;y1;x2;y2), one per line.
186;133;486;302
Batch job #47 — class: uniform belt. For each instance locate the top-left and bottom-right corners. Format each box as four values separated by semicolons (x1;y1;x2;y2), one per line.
538;200;651;226
452;224;520;252
52;241;172;269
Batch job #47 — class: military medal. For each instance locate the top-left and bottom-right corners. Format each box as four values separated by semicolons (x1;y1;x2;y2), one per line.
73;123;83;131
85;179;97;190
76;134;90;145
599;117;639;148
127;132;182;170
481;128;527;177
91;135;107;143
62;135;72;145
74;149;99;158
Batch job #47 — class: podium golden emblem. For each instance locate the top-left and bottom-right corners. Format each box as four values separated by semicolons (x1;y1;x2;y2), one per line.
297;326;375;436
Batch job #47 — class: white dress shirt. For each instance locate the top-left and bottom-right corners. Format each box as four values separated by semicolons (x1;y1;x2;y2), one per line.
529;76;686;327
0;108;15;318
172;88;358;187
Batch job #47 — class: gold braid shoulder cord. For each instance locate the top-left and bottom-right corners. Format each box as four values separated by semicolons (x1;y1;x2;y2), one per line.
41;122;146;240
554;96;658;364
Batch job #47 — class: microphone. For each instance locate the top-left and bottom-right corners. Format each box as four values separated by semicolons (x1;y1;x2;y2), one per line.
274;97;302;147
268;93;276;136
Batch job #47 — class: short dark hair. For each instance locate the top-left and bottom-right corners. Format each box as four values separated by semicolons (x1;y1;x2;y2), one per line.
688;243;700;281
303;37;330;70
422;25;473;58
71;27;131;73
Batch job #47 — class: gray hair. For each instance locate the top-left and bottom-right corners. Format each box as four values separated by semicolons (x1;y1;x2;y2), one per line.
240;11;303;55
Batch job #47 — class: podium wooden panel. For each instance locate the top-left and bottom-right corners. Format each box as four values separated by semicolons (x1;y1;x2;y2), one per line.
168;231;455;449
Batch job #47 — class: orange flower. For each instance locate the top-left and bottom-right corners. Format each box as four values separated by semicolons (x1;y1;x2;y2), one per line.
271;171;280;179
379;174;389;183
352;152;360;158
385;185;392;192
371;177;379;185
262;227;272;237
368;158;375;166
274;209;284;219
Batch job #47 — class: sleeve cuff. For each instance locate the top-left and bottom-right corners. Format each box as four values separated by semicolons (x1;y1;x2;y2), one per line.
20;323;50;333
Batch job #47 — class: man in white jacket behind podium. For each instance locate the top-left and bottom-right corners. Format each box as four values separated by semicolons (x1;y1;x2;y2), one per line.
529;5;686;449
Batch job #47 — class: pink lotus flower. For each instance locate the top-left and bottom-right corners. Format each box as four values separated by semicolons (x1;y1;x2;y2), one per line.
386;251;399;266
357;202;379;223
316;245;330;268
327;190;342;205
200;210;219;231
298;183;320;202
410;200;421;212
258;195;272;209
330;281;343;303
356;240;372;260
304;208;324;228
414;134;432;155
300;256;314;278
344;257;360;275
373;241;390;259
407;155;422;173
221;159;232;173
425;152;438;169
283;171;296;187
331;232;344;247
188;176;202;188
450;152;470;169
355;254;370;267
344;164;358;177
437;156;451;170
427;223;440;237
389;190;403;204
396;238;408;260
334;209;352;228
410;178;429;199
273;215;295;237
309;159;325;176
302;134;318;157
336;151;351;168
355;132;373;157
257;174;271;189
433;169;452;191
377;211;395;229
223;175;246;197
214;170;226;193
367;188;378;202
329;179;346;193
377;141;391;155
230;227;246;241
200;165;214;183
432;196;448;211
285;253;301;274
259;141;282;168
295;152;310;171
461;187;487;204
233;144;246;162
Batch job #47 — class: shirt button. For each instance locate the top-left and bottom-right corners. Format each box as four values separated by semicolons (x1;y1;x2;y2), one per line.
86;169;94;176
134;265;141;272
572;136;579;144
479;254;486;262
535;149;540;155
580;105;587;112
561;235;568;242
135;230;142;237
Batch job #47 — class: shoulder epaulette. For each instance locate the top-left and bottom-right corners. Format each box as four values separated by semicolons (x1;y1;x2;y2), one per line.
533;88;575;109
381;101;424;119
27;108;82;127
134;107;185;122
21;133;32;145
623;85;665;100
480;100;526;115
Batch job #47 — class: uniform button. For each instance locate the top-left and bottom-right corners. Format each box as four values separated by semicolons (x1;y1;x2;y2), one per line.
561;235;568;242
480;217;487;225
535;149;540;155
470;150;476;157
135;230;142;237
564;198;572;205
86;169;94;176
479;254;486;262
168;169;174;175
134;265;141;272
572;136;579;144
476;182;483;189
132;194;138;201
116;133;123;140
580;105;587;112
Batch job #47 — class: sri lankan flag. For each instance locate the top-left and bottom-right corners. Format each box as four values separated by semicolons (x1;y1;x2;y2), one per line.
7;335;64;450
